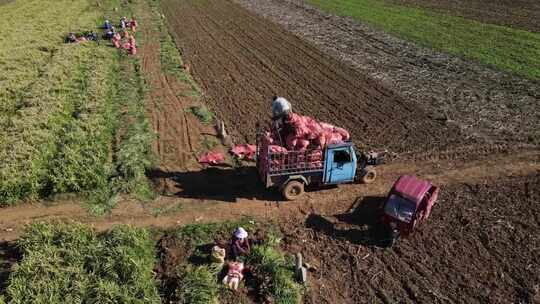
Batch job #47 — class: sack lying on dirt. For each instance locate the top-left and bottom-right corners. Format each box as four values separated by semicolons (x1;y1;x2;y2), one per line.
198;151;225;165
211;245;226;266
230;144;256;160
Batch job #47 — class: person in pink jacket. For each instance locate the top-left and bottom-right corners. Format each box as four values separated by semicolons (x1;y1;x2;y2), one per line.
111;32;121;48
128;35;137;55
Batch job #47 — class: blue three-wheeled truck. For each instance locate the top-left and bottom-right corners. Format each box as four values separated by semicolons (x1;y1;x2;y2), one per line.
256;137;385;200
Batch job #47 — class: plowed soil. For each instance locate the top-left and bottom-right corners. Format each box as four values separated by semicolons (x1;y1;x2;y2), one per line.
281;174;540;303
236;0;540;145
161;0;467;152
391;0;540;33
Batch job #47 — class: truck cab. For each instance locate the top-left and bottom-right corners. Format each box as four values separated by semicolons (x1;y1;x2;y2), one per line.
323;143;357;184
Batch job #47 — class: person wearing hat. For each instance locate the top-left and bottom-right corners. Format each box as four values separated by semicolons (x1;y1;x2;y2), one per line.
103;19;112;30
230;227;251;260
271;96;292;121
120;17;127;30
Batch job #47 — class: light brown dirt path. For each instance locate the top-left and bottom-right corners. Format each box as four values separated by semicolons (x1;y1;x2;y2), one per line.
138;0;214;192
0;149;538;241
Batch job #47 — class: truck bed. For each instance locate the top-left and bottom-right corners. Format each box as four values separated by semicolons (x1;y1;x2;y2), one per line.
258;147;324;178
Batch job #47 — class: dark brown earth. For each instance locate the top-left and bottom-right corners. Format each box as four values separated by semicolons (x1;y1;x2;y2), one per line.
390;0;540;33
161;0;471;153
236;0;540;146
281;174;540;303
0;241;18;294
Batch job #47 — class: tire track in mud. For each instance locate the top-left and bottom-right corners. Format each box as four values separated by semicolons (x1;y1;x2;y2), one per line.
162;0;467;152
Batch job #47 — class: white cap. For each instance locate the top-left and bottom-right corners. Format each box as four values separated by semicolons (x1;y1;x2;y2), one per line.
234;227;248;239
272;97;291;118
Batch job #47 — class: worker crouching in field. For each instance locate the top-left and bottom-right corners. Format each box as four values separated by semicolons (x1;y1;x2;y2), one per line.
127;34;137;55
111;32;121;48
103;19;112;30
129;16;138;32
105;26;116;39
222;261;246;291
229;227;251;261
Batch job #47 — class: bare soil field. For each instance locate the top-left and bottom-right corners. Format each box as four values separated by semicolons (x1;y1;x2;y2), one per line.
281;174;540;303
161;0;471;153
390;0;540;33
236;0;540;145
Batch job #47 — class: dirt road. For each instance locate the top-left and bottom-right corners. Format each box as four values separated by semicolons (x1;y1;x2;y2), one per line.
1;149;538;241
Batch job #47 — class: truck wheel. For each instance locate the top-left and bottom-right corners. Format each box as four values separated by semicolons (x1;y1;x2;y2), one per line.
282;181;305;201
360;167;377;184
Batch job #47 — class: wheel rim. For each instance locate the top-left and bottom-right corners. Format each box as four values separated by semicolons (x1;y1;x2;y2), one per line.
364;171;376;182
289;185;301;196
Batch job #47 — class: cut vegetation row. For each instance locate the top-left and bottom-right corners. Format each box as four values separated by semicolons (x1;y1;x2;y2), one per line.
0;0;155;210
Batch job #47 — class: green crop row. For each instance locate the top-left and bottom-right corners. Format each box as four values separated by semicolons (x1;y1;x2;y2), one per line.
307;0;540;79
0;43;115;205
2;222;160;304
0;0;156;209
247;241;303;304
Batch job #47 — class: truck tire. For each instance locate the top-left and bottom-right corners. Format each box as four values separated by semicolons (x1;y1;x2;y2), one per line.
282;180;305;201
360;167;377;184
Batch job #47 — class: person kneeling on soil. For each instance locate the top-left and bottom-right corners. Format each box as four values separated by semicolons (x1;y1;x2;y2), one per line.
129;16;138;32
66;32;88;44
230;227;251;261
103;19;112;30
222;261;245;291
66;32;78;43
111;32;121;48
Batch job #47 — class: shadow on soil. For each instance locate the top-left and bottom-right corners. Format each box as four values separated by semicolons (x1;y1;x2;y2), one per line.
149;166;283;202
0;241;19;293
305;196;393;247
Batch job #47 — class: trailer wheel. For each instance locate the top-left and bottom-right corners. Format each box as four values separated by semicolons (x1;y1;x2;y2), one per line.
360;167;377;184
282;180;305;201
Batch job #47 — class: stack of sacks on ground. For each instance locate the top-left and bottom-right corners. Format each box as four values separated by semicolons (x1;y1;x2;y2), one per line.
259;113;350;172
